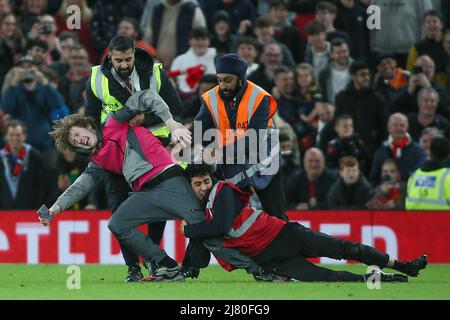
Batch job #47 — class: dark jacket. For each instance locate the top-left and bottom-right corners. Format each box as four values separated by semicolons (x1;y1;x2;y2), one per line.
407;113;450;141
326;134;370;173
335;0;370;61
247;65;274;93
85;47;182;130
286;168;338;210
369;139;427;185
204;0;256;34
327;175;373;210
334;83;389;154
152;1;197;56
0;147;49;209
1;84;68;152
318;61;352;103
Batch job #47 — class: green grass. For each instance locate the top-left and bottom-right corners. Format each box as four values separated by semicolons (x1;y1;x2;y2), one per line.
0;264;449;300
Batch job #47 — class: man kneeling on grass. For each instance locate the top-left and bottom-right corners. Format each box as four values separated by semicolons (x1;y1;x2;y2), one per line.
180;164;428;282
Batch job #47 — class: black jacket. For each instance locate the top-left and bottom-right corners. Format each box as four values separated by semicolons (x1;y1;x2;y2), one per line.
85;48;182;128
286;169;338;210
0;148;50;209
334;83;388;154
327;176;373;210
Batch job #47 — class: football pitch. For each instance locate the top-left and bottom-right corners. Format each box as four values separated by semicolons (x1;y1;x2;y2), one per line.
1;264;449;300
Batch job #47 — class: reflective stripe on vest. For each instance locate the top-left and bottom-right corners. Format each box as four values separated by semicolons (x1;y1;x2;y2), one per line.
406;168;450;208
227;207;262;238
90;63;169;138
225;136;280;186
207;181;261;238
202;81;277;147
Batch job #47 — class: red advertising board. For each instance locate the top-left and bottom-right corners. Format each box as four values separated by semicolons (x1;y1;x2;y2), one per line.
0;210;449;264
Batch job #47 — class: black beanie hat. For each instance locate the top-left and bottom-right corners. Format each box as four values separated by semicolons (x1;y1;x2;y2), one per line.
215;53;248;79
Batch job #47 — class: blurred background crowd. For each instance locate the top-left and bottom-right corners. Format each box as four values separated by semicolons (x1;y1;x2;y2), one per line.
0;0;449;212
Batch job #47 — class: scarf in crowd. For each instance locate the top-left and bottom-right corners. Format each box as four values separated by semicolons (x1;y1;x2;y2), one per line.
389;133;411;159
2;144;27;177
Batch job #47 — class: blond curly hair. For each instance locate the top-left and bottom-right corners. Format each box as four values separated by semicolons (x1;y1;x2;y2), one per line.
50;114;97;153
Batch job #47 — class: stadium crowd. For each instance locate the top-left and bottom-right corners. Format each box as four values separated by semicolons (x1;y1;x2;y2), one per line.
0;0;449;211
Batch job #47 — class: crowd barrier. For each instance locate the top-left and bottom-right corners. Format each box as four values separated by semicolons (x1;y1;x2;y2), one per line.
0;210;449;264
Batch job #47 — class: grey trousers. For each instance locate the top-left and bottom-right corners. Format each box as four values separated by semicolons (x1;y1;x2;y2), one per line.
107;176;260;273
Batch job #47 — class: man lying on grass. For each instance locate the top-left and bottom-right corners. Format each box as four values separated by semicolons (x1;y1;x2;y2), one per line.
180;164;428;283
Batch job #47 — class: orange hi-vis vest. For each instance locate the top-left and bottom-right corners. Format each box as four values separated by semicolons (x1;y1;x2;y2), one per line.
201;81;278;147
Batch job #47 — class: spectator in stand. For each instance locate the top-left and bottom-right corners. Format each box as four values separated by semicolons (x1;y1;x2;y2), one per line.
27;14;60;66
367;159;406;210
1;64;69;155
0;108;10;147
248;42;283;92
89;0;143;59
406;10;448;86
295;62;323;123
279;132;300;193
407;87;450;142
334;61;388;155
203;0;256;35
273;65;314;143
335;62;388;154
304;20;331;79
318;37;353;104
55;149;98;210
419;127;450;166
373;54;409;106
58;44;91;113
253;15;295;68
100;17;158;63
315;102;335;149
370;113;427;185
326;114;369;174
441;30;450;101
55;0;97;63
391;55;449;118
0;0;12;14
17;0;47;37
146;0;206;68
0;12;26;88
0;120;49;209
235;36;260;76
314;1;350;45
170;27;216;102
334;0;369;62
180;74;217;124
327;156;373;210
25;38;49;66
286;147;337;210
370;0;434;68
268;0;303;63
49;32;78;78
210;10;235;57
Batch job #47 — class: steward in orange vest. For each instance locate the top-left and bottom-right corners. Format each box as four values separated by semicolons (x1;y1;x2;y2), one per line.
192;53;287;220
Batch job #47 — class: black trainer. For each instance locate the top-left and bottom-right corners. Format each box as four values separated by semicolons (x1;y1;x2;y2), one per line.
141;272;186;283
180;266;200;279
143;260;157;276
364;271;408;283
253;273;288;282
154;264;181;278
403;254;428;277
125;265;143;283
